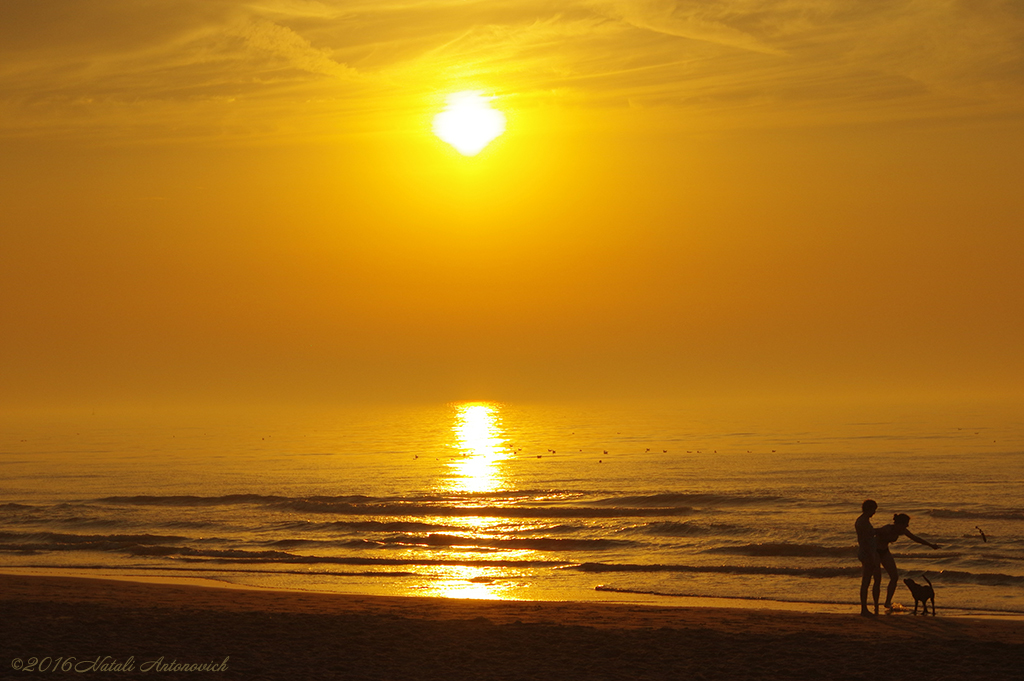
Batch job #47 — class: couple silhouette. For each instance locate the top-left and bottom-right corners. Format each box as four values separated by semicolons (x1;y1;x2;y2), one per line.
856;499;940;615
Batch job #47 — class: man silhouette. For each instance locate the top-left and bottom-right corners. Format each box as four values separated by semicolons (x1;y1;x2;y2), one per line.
856;499;881;615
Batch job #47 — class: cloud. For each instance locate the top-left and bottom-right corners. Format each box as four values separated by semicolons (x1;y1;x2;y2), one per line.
243;0;343;18
0;0;369;140
0;0;1022;141
234;18;359;79
590;0;785;55
572;0;1024;123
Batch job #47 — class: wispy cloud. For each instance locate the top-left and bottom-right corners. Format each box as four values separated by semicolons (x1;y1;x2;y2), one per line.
235;18;359;79
591;0;785;55
1;0;1022;140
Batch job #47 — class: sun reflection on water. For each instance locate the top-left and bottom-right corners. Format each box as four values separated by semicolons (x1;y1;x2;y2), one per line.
446;403;509;494
417;564;525;600
417;402;526;599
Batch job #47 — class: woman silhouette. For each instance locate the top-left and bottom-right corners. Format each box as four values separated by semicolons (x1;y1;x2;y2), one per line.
876;513;940;610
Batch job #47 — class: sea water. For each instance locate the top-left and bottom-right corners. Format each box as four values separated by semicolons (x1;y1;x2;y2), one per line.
2;399;1022;616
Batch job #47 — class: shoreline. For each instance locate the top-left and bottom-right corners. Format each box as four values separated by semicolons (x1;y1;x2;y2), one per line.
3;566;1021;621
3;572;1023;680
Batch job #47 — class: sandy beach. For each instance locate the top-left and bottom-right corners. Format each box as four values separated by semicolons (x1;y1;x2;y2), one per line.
2;573;1021;681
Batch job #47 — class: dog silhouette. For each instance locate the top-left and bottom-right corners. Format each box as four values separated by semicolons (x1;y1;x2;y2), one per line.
903;575;935;615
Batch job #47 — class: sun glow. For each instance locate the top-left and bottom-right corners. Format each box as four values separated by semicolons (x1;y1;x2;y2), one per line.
432;91;506;156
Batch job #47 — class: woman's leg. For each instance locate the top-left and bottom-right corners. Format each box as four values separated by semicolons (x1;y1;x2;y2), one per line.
872;561;881;610
881;552;899;607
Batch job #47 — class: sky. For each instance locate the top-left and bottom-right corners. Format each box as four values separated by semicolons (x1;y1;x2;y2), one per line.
2;0;1023;410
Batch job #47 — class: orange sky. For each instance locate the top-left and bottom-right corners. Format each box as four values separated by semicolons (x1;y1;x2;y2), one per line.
2;1;1023;409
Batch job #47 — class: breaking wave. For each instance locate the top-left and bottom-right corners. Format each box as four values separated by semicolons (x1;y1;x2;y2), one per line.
97;494;697;518
636;521;746;537
927;508;1024;521
704;543;856;558
593;493;782;507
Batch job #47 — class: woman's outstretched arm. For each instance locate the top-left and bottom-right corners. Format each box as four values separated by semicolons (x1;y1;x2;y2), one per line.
905;530;940;549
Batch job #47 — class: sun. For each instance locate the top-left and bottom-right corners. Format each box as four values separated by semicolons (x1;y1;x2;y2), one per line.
432;91;506;156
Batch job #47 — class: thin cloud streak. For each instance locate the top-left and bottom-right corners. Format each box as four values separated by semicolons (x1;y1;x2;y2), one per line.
0;0;1022;140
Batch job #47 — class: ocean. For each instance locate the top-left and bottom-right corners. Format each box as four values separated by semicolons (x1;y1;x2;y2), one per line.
2;399;1022;617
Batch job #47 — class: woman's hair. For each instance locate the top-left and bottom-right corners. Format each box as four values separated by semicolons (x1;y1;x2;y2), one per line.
893;513;911;526
862;499;877;513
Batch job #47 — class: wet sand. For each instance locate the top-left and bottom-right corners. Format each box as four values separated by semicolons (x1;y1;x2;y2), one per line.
2;573;1021;680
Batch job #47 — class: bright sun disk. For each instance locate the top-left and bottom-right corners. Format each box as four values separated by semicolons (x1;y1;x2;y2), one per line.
433;91;506;156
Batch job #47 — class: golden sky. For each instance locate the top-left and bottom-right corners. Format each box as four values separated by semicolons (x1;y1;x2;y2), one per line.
2;1;1023;408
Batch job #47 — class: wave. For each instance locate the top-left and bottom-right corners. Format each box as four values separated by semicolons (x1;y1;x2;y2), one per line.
595;584;676;597
273;520;453;533
377;533;630;552
704;543;856;558
0;532;188;557
262;533;628;552
259;533;626;552
263;538;384;550
98;494;311;506
97;494;694;519
6;563;423;579
0;529;590;565
593;584;817;604
921;570;1024;587
567;562;858;578
280;500;693;518
158;520;223;530
927;509;1024;521
0;513;124;530
0;531;187;545
6;528;1020;588
171;551;566;568
593;493;782;507
96;492;576;507
570;562;1024;585
127;545;298;559
507;523;590;535
635;521;746;537
38;516;123;529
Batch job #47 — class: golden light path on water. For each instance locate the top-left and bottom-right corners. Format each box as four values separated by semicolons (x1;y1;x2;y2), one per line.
422;403;529;600
448;403;510;494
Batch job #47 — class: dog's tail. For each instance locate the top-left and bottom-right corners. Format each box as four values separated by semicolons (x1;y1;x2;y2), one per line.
923;574;932;587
